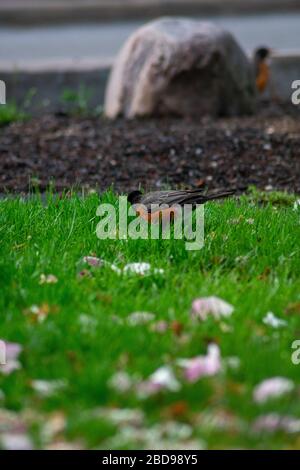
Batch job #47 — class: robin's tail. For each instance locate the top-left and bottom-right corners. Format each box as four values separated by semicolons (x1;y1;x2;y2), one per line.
183;189;235;207
186;190;235;206
203;190;236;202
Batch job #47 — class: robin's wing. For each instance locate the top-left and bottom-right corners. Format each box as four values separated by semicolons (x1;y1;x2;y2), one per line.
140;189;234;212
140;189;206;211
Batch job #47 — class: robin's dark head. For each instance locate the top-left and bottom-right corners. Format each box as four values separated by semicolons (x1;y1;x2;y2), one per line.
254;47;270;62
127;190;142;205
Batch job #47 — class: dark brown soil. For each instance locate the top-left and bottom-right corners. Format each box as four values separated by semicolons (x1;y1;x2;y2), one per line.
0;102;300;194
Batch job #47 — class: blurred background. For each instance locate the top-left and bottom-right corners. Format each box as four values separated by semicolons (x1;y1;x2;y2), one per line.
1;0;300;62
1;0;300;112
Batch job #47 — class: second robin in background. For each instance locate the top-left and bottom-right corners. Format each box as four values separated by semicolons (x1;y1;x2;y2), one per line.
254;47;271;93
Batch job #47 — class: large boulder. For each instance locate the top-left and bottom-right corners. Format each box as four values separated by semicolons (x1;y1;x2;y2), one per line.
105;18;256;118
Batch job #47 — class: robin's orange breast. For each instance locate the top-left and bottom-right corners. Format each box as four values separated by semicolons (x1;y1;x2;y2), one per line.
256;62;270;93
135;205;178;224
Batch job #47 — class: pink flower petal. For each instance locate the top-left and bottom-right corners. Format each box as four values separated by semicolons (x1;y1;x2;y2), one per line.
252;414;300;434
178;344;221;383
151;321;169;333
108;371;133;392
191;296;234;321
1;432;33;450
0;340;22;375
83;256;103;267
0;361;21;375
5;342;22;361
253;377;294;404
137;366;181;397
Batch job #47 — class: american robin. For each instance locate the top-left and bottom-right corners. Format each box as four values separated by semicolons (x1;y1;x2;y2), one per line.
128;188;235;223
254;47;271;93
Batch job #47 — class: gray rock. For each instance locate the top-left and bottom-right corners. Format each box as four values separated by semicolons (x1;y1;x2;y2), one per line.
105;17;256;118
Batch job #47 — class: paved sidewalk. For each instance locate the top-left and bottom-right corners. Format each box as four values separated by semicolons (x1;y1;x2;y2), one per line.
0;0;299;25
2;13;300;64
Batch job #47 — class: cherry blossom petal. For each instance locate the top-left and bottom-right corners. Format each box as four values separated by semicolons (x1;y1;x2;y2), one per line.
123;263;164;276
83;256;103;267
127;312;155;326
0;340;22;375
293;199;300;211
6;342;22;359
263;312;287;328
178;344;221;383
83;256;121;274
253;377;294;403
31;379;67;397
151;321;169;333
39;274;58;285
1;433;33;450
108;371;133;393
252;414;300;433
191;296;234;321
137;366;181;397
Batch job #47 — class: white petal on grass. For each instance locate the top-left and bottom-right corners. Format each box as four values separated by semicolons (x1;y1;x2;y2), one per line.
160;421;193;440
253;377;294;403
151;321;169;333
149;366;180;391
137;366;181;397
108;371;133;392
0;360;21;375
293;199;300;211
123;262;151;275
39;274;58;285
1;433;33;450
104;423;205;450
83;256;122;274
196;409;245;433
83;258;163;276
123;263;164;276
178;344;221;382
153;268;165;275
223;356;241;371
127;312;155;326
31;379;67;397
110;263;122;274
252;414;300;434
191;296;234;321
263;312;287;329
83;256;103;267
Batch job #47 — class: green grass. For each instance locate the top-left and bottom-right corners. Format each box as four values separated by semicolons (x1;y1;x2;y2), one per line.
0;191;300;449
0;102;28;126
0;90;36;126
60;86;103;117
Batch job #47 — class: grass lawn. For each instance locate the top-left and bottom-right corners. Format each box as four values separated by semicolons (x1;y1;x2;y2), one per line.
0;190;300;449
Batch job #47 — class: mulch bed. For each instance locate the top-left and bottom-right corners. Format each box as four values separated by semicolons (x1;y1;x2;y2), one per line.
1;102;300;194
